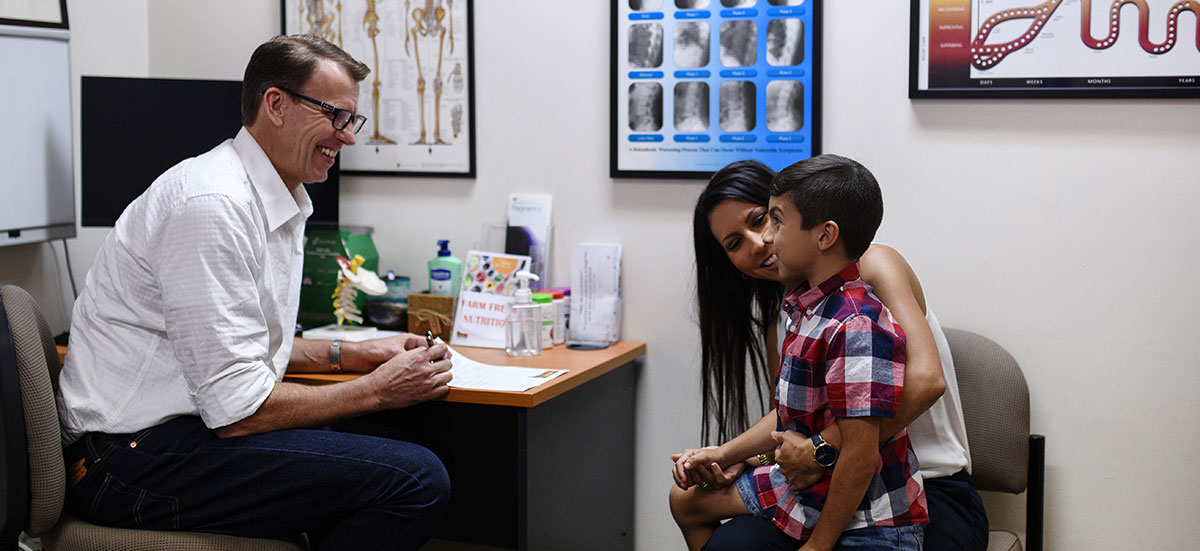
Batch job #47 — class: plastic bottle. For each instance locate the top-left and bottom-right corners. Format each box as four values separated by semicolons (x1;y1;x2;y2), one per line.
428;240;463;296
532;292;554;349
548;287;570;344
506;271;542;356
549;289;566;345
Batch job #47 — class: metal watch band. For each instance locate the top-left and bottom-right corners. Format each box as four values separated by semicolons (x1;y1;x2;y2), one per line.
329;339;342;373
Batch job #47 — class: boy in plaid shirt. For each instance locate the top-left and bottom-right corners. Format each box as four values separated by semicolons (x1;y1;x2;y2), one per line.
670;154;927;550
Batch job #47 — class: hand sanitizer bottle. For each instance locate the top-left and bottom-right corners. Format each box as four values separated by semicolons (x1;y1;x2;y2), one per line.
506;271;542;357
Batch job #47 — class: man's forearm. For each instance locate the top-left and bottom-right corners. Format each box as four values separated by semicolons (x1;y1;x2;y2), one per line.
213;377;381;438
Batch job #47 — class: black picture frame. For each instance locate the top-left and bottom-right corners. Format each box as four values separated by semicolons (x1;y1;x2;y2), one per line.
0;0;68;29
611;0;823;179
282;0;476;177
909;0;1200;99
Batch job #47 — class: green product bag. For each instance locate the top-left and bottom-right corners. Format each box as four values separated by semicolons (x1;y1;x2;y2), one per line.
298;226;379;329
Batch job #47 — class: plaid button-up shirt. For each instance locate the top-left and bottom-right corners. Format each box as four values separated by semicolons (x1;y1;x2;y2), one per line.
750;263;928;540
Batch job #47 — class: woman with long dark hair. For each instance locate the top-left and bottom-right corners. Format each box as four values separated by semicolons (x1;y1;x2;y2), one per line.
678;160;988;551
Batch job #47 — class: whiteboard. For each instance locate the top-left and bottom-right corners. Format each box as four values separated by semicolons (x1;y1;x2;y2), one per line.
0;24;74;247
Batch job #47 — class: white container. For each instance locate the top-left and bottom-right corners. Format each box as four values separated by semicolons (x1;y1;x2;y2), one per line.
533;293;554;349
550;290;567;345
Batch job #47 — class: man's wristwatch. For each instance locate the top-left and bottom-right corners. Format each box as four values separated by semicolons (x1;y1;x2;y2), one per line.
811;432;838;468
329;340;343;373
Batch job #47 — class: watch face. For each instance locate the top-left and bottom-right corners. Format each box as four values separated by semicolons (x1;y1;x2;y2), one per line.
814;444;838;466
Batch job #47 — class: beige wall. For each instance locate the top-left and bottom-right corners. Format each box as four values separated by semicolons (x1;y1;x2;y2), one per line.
2;1;1197;549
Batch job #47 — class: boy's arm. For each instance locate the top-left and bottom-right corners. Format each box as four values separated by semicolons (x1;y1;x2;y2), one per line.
800;417;881;551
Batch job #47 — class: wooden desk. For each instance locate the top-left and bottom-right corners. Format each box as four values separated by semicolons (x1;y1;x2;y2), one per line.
284;340;645;408
288;341;646;551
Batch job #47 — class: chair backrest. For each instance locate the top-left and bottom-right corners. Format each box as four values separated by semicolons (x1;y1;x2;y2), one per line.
0;285;67;537
943;327;1029;494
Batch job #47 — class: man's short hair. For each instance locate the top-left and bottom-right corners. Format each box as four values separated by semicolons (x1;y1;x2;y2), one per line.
769;154;883;260
241;34;370;126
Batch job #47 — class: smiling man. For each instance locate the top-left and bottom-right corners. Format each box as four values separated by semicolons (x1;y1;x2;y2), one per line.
57;35;452;551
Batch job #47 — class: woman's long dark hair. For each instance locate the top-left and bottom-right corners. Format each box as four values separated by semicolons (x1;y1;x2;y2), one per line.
693;160;783;445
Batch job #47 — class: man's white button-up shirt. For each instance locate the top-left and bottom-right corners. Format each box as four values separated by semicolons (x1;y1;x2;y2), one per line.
58;127;313;445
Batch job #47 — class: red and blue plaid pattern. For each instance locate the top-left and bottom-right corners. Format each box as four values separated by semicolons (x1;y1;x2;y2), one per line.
752;263;928;540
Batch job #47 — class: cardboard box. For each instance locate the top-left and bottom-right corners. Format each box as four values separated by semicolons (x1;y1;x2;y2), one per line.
408;293;457;341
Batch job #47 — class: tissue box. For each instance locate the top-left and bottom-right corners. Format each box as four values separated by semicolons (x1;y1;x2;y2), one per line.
408;293;457;341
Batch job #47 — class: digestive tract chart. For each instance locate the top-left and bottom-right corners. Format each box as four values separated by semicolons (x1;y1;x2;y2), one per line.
968;0;1199;77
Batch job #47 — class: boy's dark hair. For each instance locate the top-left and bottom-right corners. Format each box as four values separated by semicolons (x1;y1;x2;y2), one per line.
769;154;883;260
242;34;370;126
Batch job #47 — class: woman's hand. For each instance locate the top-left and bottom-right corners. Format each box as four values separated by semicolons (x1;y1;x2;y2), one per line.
772;430;827;491
671;446;730;490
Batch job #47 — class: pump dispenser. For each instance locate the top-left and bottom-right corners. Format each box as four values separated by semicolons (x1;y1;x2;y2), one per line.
428;240;463;296
506;271;542;356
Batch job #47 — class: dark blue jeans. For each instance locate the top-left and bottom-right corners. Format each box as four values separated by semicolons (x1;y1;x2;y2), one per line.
63;416;450;551
705;469;987;551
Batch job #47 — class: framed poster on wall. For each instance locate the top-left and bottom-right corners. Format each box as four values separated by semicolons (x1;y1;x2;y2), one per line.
283;0;476;176
0;0;68;28
611;0;822;179
910;0;1200;98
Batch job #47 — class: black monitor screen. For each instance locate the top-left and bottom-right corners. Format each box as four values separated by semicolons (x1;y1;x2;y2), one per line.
81;76;338;227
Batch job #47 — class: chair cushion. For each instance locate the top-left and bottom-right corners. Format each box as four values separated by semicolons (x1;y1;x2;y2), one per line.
43;512;308;551
987;529;1022;551
1;286;65;536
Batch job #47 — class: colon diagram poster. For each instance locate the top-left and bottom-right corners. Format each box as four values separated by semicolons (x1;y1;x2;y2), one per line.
913;0;1200;96
285;0;475;175
613;0;821;177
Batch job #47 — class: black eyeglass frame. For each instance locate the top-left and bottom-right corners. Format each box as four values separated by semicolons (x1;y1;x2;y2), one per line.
279;87;367;134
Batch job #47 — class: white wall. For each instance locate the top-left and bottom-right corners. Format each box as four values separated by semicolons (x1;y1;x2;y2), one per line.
0;0;149;334
5;1;1197;549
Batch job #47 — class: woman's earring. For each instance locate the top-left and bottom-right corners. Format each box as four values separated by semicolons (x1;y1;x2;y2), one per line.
741;272;748;280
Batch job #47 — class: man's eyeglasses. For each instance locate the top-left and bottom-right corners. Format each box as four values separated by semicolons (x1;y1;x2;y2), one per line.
280;87;367;135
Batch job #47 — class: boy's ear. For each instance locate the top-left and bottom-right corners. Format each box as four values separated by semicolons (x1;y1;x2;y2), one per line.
815;221;840;252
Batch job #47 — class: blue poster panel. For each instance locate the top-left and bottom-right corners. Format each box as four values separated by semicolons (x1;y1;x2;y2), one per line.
612;0;822;178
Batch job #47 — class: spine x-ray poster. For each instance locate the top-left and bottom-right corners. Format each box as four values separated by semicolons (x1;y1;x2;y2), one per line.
612;0;821;178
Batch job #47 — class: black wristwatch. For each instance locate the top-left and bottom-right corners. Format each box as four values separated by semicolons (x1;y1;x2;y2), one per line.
811;432;839;468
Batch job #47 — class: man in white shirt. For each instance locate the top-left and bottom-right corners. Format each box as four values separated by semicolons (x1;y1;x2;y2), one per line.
58;35;452;550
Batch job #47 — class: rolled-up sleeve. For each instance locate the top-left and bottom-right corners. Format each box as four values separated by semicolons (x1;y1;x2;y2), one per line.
154;193;276;429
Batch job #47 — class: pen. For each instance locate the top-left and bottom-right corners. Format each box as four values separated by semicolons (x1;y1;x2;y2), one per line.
426;331;436;363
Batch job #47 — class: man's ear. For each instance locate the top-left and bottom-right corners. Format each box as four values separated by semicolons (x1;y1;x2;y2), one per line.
815;220;840;252
261;87;288;128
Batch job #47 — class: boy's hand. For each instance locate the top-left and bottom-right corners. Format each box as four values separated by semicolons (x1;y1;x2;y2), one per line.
772;430;827;490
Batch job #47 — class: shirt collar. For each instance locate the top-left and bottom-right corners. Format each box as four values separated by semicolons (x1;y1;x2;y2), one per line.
232;127;313;232
782;262;862;319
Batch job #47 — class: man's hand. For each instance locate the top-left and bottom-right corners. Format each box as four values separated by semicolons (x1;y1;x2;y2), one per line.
367;343;453;409
772;430;827;490
346;333;452;373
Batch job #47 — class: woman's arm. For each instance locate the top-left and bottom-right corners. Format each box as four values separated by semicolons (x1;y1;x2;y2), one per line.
857;243;946;441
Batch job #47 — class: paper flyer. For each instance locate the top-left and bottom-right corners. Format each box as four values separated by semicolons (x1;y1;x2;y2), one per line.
506;193;553;288
451;291;511;349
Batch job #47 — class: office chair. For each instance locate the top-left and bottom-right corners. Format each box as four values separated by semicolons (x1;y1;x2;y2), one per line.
0;285;308;550
944;328;1045;551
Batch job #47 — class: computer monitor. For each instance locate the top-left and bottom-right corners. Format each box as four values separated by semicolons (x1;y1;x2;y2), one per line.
80;76;339;227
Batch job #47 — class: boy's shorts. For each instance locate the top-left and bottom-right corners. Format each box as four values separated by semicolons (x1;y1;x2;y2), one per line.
733;470;925;551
